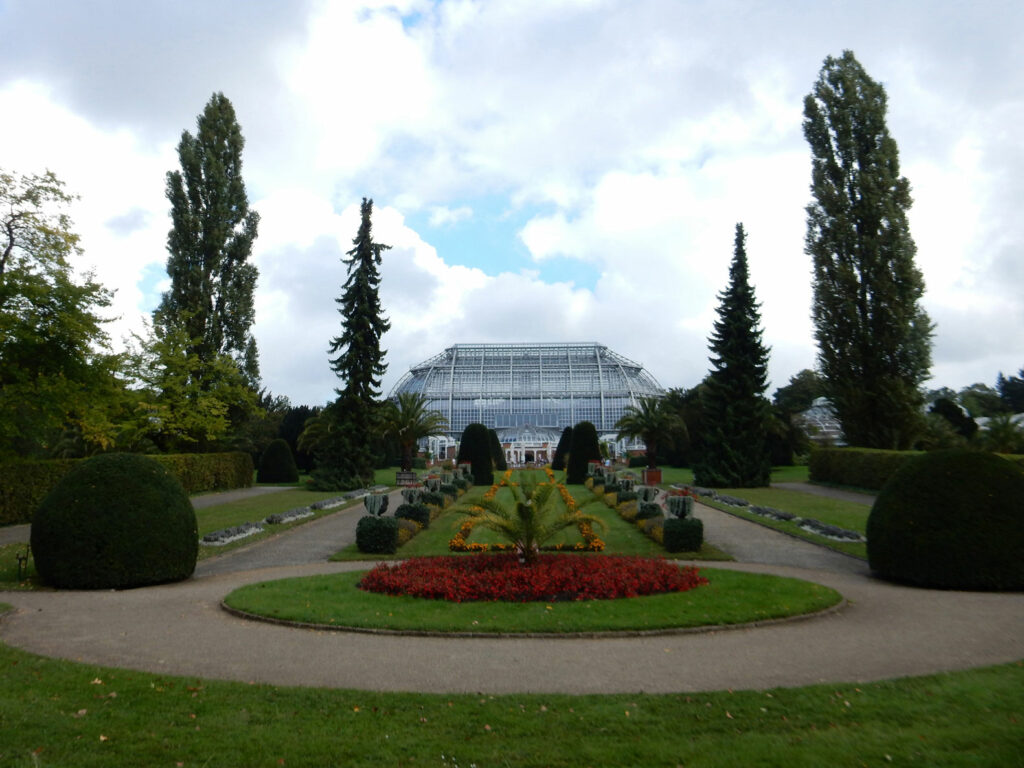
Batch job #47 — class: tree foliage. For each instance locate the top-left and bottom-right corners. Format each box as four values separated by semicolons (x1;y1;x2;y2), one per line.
565;421;600;484
997;369;1024;413
0;169;125;458
313;198;391;489
615;396;683;469
456;422;493;485
155;92;260;385
551;426;572;471
383;392;447;472
804;50;933;449
694;224;772;488
772;369;825;414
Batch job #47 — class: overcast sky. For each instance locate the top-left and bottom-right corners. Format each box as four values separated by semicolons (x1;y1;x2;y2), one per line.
2;0;1022;407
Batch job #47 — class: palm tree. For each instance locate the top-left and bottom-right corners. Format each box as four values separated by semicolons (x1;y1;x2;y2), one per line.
615;396;685;469
458;476;605;564
383;392;448;471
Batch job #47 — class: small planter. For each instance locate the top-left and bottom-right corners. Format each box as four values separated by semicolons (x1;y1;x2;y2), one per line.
642;468;662;485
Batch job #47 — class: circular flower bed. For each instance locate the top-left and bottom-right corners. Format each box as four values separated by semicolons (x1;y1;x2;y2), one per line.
357;554;708;602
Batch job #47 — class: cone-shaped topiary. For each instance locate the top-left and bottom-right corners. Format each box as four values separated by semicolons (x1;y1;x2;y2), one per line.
566;421;601;484
551;426;572;471
31;453;198;589
866;449;1024;590
456;422;493;485
258;438;299;483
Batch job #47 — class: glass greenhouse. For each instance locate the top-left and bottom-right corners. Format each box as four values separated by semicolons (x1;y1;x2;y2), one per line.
389;342;665;441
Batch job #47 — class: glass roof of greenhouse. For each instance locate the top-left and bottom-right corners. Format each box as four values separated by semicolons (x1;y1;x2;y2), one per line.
389;342;664;437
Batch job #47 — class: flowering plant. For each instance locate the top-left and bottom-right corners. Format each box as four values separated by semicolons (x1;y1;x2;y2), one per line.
359;554;709;602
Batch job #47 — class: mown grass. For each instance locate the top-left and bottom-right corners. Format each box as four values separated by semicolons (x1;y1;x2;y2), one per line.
330;483;731;561
699;487;871;559
224;567;841;633
0;639;1019;767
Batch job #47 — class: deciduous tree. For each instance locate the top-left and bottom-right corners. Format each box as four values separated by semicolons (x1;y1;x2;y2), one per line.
154;92;260;385
804;50;933;449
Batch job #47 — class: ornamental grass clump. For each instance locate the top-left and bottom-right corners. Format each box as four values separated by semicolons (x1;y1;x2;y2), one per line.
357;554;708;602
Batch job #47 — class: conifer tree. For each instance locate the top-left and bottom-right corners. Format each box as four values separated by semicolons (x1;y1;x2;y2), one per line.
694;224;771;488
156;92;260;385
804;51;932;448
313;198;391;489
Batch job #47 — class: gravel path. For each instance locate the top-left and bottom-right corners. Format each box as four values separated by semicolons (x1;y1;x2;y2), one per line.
2;484;1021;694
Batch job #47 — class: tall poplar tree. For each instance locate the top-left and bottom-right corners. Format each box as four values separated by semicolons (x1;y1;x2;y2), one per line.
155;92;260;385
313;198;391;489
694;224;771;488
804;51;932;449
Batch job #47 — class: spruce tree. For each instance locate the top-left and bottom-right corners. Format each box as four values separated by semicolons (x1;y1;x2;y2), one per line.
804;51;932;449
155;92;260;385
313;198;391;489
694;224;771;488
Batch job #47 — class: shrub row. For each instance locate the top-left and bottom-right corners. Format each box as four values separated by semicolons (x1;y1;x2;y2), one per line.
0;452;253;525
810;447;1024;492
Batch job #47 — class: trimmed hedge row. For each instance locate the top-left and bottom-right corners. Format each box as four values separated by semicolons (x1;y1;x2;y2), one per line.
0;452;254;525
810;447;1024;491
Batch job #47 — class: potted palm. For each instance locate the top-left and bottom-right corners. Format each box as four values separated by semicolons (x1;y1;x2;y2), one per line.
614;396;685;487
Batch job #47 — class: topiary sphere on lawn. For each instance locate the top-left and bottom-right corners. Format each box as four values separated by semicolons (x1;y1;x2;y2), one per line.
31;453;198;589
257;438;299;483
866;449;1024;591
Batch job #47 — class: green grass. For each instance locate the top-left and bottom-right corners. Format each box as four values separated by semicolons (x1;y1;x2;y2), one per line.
224;567;841;633
0;543;38;589
330;484;731;562
701;487;871;559
0;639;1019;767
195;490;367;560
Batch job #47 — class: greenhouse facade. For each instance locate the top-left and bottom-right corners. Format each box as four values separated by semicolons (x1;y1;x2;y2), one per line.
388;342;665;462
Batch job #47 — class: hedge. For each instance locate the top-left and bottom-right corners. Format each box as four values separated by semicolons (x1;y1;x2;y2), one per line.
809;447;1024;492
0;452;254;526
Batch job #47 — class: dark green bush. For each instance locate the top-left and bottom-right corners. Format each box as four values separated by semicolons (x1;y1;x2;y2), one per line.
456;423;494;486
257;438;299;483
663;517;704;553
439;483;457;500
627;455;648;468
867;449;1024;590
412;457;427;470
356;515;398;554
566;421;600;484
395;502;431;528
808;447;919;491
488;428;508;472
636;501;663;520
421;490;445;508
617;490;638;505
551;426;572;471
0;452;253;525
30;453;198;589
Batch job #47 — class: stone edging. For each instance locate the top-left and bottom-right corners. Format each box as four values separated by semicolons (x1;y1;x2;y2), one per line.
219;595;847;639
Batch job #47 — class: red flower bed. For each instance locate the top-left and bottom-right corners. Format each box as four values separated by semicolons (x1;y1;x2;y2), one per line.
357;554;709;602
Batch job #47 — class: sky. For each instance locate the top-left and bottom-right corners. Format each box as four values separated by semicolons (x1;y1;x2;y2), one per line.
2;0;1022;408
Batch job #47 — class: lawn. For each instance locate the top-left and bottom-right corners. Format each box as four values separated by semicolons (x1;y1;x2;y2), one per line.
0;638;1019;767
224;566;841;633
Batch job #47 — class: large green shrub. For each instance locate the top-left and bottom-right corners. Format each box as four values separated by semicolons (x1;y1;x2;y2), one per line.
394;502;431;528
257;438;299;483
866;449;1024;590
809;447;919;491
566;421;600;484
30;453;198;589
663;517;703;552
356;515;398;554
0;452;253;525
551;426;572;470
456;423;493;486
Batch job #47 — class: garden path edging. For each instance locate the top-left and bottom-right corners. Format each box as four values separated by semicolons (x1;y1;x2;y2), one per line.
218;594;848;639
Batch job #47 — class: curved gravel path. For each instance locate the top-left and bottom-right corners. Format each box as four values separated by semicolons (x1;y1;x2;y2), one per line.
1;490;1021;694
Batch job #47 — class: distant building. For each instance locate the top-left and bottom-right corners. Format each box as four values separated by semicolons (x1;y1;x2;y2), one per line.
795;396;845;446
388;342;665;463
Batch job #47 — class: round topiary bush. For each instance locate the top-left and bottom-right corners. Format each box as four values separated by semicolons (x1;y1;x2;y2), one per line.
866;449;1024;590
31;453;198;589
257;438;299;483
